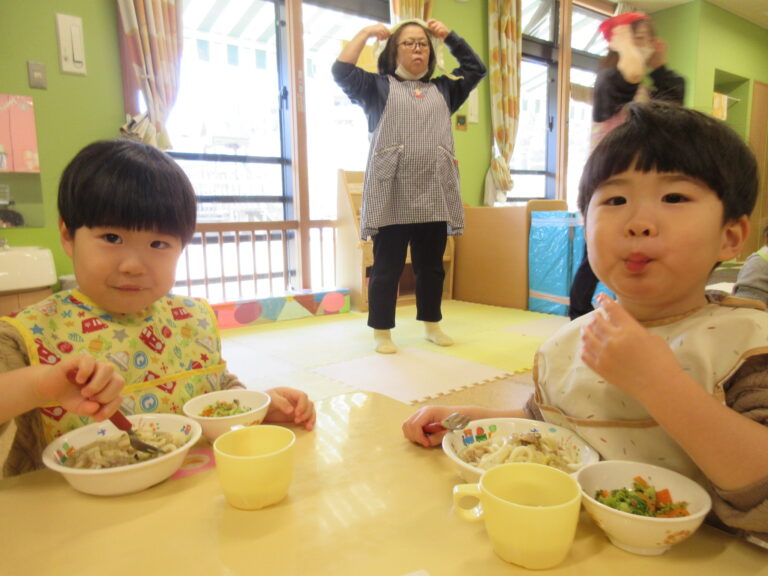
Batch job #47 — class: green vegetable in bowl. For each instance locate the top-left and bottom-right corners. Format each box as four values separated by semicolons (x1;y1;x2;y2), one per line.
595;476;690;518
200;399;251;418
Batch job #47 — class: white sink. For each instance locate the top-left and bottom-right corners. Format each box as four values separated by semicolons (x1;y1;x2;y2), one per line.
0;246;57;293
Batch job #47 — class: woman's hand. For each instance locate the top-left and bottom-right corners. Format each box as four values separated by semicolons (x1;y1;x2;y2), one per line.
365;23;391;41
338;24;391;64
264;387;316;430
427;19;450;40
646;38;667;70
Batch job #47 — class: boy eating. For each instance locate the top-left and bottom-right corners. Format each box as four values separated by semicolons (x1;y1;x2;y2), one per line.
1;139;315;477
403;101;768;541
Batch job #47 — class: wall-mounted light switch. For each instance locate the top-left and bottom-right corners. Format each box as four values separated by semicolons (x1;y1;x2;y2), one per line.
56;14;87;75
468;89;479;124
27;61;47;89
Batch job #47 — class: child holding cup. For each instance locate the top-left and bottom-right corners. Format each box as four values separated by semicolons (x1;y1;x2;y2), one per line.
0;139;315;477
402;101;768;542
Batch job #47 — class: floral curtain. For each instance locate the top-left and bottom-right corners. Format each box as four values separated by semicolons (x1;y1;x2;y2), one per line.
117;0;182;149
484;0;522;206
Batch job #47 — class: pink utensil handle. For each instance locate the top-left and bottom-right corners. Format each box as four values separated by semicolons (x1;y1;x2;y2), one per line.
422;422;445;434
109;410;133;432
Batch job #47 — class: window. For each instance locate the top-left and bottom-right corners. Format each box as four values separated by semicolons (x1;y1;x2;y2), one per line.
166;0;290;224
508;0;608;205
302;4;388;220
509;60;553;200
166;1;389;224
568;67;597;210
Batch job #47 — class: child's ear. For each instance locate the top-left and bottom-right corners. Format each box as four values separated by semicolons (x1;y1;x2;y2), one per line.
59;218;74;258
719;215;750;261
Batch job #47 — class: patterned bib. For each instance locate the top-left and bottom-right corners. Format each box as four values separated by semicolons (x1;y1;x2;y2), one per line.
4;290;227;442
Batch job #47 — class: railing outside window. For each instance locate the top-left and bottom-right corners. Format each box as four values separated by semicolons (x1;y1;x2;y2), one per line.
175;220;337;304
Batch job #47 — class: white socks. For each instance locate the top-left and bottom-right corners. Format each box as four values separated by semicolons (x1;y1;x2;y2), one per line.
374;323;454;353
373;329;397;354
424;321;454;347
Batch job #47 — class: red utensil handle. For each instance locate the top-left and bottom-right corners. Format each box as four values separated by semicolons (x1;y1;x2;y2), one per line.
109;410;133;432
422;422;445;434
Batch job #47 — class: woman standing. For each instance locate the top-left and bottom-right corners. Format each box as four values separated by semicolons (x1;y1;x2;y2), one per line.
333;19;486;353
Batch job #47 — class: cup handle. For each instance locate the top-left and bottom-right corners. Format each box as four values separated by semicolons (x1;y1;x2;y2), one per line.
453;483;483;522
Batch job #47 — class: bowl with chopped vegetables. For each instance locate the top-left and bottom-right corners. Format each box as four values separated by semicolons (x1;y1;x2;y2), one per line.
182;389;271;442
576;460;712;555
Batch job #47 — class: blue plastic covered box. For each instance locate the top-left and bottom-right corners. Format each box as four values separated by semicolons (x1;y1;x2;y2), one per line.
528;211;584;315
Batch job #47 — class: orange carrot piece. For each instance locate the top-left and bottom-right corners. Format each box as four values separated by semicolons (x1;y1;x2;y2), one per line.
656;488;673;505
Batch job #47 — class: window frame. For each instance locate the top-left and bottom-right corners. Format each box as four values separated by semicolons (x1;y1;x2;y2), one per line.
507;1;606;204
166;0;297;223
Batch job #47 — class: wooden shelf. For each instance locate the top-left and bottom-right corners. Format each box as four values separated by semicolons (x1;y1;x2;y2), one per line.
0;287;53;316
336;169;454;312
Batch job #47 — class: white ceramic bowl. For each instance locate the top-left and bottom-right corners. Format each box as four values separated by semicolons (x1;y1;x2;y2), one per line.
576;460;712;555
182;389;271;442
442;417;599;483
42;413;201;496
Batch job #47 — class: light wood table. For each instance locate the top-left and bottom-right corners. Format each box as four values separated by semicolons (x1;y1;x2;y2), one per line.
1;391;766;576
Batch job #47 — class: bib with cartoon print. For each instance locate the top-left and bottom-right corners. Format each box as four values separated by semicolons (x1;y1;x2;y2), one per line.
4;290;227;442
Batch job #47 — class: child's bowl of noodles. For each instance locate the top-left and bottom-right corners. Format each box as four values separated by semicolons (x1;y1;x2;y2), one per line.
42;413;202;496
182;389;271;442
442;418;599;483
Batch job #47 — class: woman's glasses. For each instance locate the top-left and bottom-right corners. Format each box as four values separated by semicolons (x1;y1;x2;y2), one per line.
399;39;430;51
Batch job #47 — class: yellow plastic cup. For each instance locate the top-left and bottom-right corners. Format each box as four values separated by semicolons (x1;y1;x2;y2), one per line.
453;462;581;569
213;425;296;510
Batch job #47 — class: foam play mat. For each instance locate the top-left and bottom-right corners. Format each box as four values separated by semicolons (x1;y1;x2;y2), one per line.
312;347;509;404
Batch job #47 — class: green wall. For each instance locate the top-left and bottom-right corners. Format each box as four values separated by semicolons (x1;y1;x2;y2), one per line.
0;0;125;276
434;0;491;207
653;0;768;139
650;1;700;109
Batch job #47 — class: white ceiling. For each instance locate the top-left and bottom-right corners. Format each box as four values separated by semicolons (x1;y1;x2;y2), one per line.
624;0;768;30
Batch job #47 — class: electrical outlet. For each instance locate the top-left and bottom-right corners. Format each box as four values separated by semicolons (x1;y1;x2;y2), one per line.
27;61;47;89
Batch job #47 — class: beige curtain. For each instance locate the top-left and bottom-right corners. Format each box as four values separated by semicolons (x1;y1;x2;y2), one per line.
484;0;522;205
390;0;433;22
117;0;182;149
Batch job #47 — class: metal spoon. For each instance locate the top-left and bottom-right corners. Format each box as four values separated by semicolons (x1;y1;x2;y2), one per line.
422;412;471;435
109;410;163;455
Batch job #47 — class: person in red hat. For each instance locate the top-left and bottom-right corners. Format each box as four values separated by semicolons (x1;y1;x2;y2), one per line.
569;12;686;321
591;12;685;147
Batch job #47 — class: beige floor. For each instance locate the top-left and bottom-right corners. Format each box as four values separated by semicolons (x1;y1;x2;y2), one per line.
0;301;567;475
220;300;566;404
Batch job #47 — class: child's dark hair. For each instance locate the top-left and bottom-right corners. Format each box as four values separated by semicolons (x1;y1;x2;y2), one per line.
58;139;197;245
378;21;437;80
578;101;758;223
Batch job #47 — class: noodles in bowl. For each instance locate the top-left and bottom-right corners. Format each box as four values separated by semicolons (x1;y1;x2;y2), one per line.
459;428;582;473
63;425;189;469
442;418;599;483
42;413;201;496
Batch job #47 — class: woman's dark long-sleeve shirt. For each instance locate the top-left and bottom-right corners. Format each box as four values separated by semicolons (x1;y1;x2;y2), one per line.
331;31;487;134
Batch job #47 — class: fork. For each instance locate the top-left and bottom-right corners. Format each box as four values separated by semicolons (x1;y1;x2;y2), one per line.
422;412;471;434
64;368;162;455
109;410;164;455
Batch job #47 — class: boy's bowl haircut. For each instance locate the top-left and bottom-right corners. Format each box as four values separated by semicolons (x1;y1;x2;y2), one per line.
578;101;758;222
57;139;198;245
